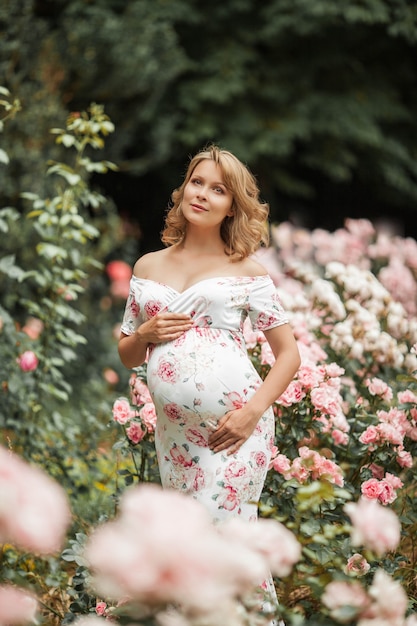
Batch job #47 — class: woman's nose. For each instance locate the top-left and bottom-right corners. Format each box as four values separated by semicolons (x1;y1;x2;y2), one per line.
196;186;207;198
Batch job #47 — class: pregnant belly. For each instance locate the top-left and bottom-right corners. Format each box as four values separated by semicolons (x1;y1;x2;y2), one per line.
146;332;260;423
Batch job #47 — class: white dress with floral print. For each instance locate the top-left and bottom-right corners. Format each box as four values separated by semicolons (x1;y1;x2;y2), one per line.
121;274;288;524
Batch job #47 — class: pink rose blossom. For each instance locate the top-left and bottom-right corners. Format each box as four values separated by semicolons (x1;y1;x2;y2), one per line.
297;362;325;389
95;601;107;615
332;429;349;445
260;341;275;365
368;464;384;479
130;375;153;405
321;580;370;621
361;478;383;501
278;380;306;406
397;449;413;468
17;350;39;372
363;569;408;623
103;368;119;385
310;383;342;417
359;426;380;446
126;421;145;444
398;389;417;404
139;402;157;431
22;317;44;339
85;484;268;611
106;260;132;282
344;553;371;577
365;377;393;402
0;446;71;554
0;585;38;625
344;497;401;556
112;397;136;425
272;454;291;476
218;517;301;578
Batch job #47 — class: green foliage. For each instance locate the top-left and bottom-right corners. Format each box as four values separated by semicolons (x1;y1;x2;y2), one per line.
2;0;417;236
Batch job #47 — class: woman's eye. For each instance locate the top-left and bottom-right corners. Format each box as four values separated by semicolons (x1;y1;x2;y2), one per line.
192;178;201;185
214;187;223;194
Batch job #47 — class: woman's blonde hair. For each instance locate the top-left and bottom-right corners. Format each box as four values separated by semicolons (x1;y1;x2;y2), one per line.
161;145;270;261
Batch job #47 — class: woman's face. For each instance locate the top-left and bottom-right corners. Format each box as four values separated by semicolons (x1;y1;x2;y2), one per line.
181;159;234;231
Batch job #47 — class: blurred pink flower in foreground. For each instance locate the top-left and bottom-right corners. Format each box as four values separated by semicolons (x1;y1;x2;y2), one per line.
17;350;38;372
344;497;400;556
0;585;38;625
85;484;300;614
0;445;71;554
321;580;370;621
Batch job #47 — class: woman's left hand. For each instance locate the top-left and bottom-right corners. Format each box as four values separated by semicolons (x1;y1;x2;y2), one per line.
207;407;259;455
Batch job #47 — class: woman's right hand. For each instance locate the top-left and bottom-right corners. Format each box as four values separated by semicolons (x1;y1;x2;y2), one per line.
136;312;193;345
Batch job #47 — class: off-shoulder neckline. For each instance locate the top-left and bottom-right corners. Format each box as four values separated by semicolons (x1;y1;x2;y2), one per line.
130;274;270;295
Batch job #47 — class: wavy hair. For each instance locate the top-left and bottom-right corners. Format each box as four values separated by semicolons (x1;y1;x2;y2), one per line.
161;145;269;261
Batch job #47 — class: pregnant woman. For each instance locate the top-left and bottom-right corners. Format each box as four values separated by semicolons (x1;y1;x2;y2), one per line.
118;145;300;617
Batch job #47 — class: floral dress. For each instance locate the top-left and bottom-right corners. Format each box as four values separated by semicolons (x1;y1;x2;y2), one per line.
120;274;288;523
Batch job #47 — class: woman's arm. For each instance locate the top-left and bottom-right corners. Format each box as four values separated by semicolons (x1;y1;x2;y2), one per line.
118;312;193;369
208;323;301;454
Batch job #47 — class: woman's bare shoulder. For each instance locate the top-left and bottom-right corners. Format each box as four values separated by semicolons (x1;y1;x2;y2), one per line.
133;249;169;278
238;256;268;277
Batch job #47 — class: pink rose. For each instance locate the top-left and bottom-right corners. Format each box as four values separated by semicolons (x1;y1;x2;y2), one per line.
130;375;153;405
106;260;132;282
364;569;408;622
359;426;380;445
103;368;119;385
365;377;393;402
278;380;306;406
126;422;145;445
344;553;370;577
85;484;267;611
361;478;382;501
218;517;301;578
139;403;157;431
344;497;401;556
332;429;349;445
95;601;107;615
321;580;370;620
272;454;291;476
0;446;71;554
17;350;38;372
0;585;38;625
112;397;136;425
397;449;413;468
398;390;417;404
22;317;43;340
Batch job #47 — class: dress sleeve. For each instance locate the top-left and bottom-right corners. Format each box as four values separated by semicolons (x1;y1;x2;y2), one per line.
120;278;142;336
247;276;289;331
